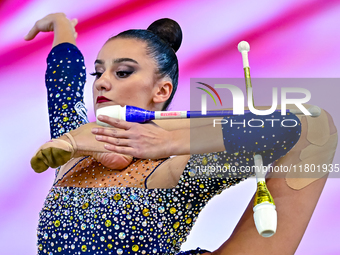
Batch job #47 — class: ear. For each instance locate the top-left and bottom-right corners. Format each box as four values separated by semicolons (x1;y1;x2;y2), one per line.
153;79;173;104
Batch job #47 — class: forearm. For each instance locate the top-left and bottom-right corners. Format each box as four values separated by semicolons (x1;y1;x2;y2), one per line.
46;42;87;139
169;123;225;155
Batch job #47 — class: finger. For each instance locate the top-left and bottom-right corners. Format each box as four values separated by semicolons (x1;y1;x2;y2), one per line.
103;143;135;156
97;115;134;130
24;25;39;40
91;127;131;138
95;135;130;147
70;18;78;27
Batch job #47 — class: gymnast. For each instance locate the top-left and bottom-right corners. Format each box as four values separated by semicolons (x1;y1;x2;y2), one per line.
26;13;338;255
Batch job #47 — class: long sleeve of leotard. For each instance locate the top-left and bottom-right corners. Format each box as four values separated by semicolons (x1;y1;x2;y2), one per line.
184;111;301;196
45;42;89;140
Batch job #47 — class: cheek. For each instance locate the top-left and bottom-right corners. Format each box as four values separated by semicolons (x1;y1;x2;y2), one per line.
123;76;154;96
92;85;97;101
92;84;99;110
134;73;156;94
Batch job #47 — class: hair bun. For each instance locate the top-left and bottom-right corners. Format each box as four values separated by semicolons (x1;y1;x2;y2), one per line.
147;18;182;52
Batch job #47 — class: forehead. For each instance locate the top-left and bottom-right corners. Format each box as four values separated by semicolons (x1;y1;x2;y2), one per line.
97;38;151;64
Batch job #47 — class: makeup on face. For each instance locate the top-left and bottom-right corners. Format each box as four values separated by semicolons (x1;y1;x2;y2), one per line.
91;38;161;113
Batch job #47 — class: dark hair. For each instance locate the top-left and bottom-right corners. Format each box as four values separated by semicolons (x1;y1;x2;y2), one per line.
107;18;182;110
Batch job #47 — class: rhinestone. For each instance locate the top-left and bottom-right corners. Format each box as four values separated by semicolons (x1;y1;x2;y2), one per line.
54;220;60;227
158;206;165;213
142;208;150;217
170;207;176;214
132;245;139;252
114;194;121;201
105;220;112;227
118;232;126;239
173;222;180;229
185;203;192;209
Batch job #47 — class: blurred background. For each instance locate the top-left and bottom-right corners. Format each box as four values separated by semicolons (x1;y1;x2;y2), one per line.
0;0;339;254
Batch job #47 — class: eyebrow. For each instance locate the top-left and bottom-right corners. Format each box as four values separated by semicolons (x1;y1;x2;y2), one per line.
94;58;139;65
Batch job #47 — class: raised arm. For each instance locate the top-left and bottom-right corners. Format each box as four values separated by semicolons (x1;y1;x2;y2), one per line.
26;13;88;139
25;13;77;47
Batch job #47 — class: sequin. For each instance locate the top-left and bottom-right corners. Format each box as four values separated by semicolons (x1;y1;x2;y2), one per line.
81;245;87;252
132;245;139;252
54;220;60;227
114;194;121;201
118;232;126;239
170;207;176;214
158;206;165;213
105;220;112;227
142;208;150;216
173;222;180;229
185;203;192;210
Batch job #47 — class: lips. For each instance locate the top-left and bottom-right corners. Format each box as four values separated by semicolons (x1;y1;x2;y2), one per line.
97;96;111;103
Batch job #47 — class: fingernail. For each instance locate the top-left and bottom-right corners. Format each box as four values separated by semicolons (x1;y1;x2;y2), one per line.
98;115;104;120
96;135;102;140
92;128;98;133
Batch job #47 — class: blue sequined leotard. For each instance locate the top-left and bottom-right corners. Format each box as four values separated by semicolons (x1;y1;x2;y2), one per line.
36;43;301;255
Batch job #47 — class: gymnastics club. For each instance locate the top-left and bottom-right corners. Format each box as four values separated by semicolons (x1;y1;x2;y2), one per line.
96;104;320;126
238;40;277;237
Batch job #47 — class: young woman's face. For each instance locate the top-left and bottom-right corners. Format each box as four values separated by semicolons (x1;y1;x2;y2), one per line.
92;38;161;114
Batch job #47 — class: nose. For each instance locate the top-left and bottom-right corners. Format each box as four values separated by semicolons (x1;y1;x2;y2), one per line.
94;71;112;92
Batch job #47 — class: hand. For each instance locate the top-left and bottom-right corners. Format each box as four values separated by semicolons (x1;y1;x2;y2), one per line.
24;13;78;45
92;115;174;159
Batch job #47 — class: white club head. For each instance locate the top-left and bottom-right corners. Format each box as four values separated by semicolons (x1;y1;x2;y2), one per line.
96;105;127;127
253;202;277;237
238;41;250;52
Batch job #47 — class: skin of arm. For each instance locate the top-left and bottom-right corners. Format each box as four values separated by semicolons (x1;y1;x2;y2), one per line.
24;13;77;47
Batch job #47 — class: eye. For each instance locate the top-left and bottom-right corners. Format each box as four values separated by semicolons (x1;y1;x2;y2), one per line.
116;71;133;78
90;72;102;79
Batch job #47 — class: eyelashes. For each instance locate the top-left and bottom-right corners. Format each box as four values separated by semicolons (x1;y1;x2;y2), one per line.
116;71;133;78
90;72;102;79
90;71;134;79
